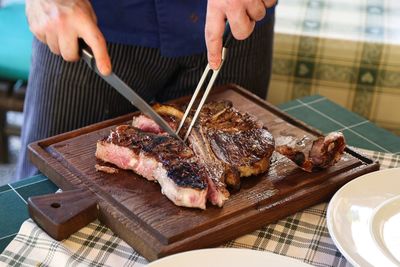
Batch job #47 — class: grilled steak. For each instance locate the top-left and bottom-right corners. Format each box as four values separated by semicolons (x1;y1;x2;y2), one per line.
131;100;275;207
275;132;346;172
96;125;208;209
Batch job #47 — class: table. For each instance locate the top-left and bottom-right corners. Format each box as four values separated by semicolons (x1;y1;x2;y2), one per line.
0;95;399;266
268;0;400;136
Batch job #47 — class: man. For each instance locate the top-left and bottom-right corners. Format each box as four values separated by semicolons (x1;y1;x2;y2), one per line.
16;0;276;179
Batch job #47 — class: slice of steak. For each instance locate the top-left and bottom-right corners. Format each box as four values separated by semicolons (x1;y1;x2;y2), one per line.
96;125;208;209
200;101;275;181
275;132;346;172
131;115;164;134
131;103;182;134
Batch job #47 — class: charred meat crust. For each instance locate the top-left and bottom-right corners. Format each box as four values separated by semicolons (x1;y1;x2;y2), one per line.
102;125;207;190
200;101;275;181
208;128;274;173
199;100;262;131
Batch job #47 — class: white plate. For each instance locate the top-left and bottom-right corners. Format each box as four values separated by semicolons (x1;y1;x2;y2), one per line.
327;168;400;267
147;248;313;267
370;195;400;266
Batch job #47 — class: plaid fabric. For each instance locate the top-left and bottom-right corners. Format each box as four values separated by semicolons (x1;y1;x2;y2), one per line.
1;148;399;267
268;0;400;135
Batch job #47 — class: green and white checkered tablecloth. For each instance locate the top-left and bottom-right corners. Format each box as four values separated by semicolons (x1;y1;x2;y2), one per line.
0;95;399;266
0;148;398;267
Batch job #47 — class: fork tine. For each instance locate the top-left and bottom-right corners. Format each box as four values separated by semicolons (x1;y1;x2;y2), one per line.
180;47;228;141
175;22;232;142
176;65;212;135
183;67;221;141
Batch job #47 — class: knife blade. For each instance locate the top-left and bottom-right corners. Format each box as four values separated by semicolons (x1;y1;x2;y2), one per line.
80;46;182;142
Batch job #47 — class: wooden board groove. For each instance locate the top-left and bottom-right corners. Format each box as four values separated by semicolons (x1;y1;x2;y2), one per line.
28;84;380;261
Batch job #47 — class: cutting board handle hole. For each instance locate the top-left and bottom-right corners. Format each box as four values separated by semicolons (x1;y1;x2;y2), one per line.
51;203;61;208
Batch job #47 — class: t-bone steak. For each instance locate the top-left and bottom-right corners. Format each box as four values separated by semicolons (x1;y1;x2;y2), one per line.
96;100;275;209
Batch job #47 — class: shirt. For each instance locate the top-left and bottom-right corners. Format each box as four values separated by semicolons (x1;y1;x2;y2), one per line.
91;0;275;57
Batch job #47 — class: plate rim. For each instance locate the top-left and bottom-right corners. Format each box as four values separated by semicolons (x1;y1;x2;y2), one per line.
147;247;313;267
369;194;400;266
326;167;400;267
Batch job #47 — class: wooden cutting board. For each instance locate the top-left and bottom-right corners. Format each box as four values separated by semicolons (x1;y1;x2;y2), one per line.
28;84;379;261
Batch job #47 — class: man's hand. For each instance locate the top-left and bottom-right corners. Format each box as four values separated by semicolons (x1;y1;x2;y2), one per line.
26;0;111;75
205;0;276;70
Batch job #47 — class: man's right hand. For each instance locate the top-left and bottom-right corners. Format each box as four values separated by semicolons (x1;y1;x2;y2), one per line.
205;0;276;70
26;0;111;75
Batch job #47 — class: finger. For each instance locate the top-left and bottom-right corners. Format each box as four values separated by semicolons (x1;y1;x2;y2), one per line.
33;31;46;44
226;7;255;40
46;32;61;55
27;17;47;44
77;19;111;75
205;4;225;70
263;0;277;8
246;0;266;21
80;0;98;23
58;29;80;62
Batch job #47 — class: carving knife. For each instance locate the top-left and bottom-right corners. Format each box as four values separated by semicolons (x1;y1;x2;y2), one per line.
80;44;182;141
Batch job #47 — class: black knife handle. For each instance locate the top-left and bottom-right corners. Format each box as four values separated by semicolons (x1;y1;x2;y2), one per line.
78;38;91;55
78;38;96;70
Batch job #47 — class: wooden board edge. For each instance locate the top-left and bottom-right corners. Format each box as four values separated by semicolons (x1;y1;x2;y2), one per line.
154;161;380;259
32;114;135;148
81;160;379;261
